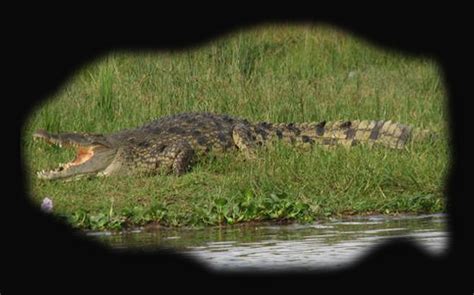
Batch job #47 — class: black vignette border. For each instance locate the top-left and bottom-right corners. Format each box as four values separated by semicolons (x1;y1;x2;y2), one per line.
7;12;469;293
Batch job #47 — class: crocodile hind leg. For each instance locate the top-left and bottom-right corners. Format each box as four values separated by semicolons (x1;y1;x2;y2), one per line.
162;141;195;175
232;123;258;159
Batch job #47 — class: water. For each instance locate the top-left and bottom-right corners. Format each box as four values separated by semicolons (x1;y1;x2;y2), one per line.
89;213;448;271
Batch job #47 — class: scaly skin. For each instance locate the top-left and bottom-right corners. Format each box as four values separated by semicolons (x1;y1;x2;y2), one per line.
33;112;433;180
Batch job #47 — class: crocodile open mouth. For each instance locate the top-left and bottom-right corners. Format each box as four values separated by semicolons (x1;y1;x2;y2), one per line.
36;146;96;177
33;129;115;180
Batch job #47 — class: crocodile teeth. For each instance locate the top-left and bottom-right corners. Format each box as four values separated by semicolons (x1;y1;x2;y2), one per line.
37;170;47;176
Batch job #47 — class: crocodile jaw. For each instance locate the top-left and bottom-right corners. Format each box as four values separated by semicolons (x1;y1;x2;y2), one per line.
35;145;117;180
33;130;117;180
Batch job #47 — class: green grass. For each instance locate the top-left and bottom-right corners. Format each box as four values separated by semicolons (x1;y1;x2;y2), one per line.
22;24;449;230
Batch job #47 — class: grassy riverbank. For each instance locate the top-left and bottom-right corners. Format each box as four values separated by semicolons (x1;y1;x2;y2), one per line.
22;24;449;230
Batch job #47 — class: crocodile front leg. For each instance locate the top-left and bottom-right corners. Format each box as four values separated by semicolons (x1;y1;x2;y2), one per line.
162;141;195;175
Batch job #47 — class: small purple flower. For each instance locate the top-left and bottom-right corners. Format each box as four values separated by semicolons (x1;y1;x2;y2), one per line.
41;197;53;213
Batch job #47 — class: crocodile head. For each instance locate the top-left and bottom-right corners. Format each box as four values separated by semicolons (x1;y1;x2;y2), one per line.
33;129;118;180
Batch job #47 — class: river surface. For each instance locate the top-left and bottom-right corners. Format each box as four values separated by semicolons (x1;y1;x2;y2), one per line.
88;213;448;271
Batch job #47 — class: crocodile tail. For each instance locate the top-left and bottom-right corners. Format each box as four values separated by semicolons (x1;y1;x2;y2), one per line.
258;120;428;149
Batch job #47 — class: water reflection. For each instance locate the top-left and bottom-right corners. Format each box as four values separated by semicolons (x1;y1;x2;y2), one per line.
89;213;447;271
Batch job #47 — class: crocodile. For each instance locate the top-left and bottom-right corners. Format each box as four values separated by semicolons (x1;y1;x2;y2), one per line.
33;112;433;181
